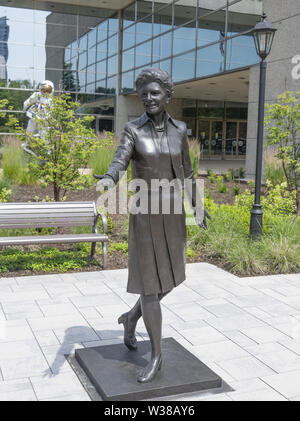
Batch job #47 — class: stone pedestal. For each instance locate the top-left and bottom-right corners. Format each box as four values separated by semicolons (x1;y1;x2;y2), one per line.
75;337;223;401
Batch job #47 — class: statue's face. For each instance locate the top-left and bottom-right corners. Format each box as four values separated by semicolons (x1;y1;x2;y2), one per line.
138;81;170;116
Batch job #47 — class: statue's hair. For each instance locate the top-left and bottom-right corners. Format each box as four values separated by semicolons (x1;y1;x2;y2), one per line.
135;68;174;98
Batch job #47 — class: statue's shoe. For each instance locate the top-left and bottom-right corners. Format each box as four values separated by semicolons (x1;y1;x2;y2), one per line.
137;356;162;383
118;312;138;351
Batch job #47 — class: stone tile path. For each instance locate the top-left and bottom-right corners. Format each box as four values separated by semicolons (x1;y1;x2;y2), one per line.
0;263;300;401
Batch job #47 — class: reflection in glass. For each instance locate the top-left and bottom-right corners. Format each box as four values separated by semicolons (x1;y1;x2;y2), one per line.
211;120;223;156
158;59;171;75
225;121;237;156
173;52;195;82
108;34;118;55
122;71;134;93
87;48;96;66
238;122;247;156
174;3;197;28
107;76;117;94
153;32;172;61
122;48;135;72
226;35;258;71
196;43;224;78
96;61;107;80
123;26;136;50
96;78;107;94
153;4;172;36
197;9;226;48
136;17;153;44
123;2;136;28
135;41;152;68
173;23;196;56
198;120;210;157
107;55;117;76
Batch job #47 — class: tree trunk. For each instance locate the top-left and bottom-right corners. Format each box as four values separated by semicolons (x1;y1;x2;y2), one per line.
53;184;60;201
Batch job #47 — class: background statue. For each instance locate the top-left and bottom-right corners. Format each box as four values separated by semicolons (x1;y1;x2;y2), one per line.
22;80;54;158
95;68;209;383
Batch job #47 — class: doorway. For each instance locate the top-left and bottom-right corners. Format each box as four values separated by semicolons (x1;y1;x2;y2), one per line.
198;118;247;160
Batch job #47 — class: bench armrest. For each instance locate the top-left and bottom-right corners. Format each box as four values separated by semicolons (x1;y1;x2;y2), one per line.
94;212;107;235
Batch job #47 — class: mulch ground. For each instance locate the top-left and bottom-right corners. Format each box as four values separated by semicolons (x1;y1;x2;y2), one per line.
2;177;256;278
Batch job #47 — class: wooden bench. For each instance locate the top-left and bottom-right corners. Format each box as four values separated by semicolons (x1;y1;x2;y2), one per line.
0;201;108;269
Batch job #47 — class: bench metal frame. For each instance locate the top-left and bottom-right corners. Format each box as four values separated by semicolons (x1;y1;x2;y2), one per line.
0;201;108;269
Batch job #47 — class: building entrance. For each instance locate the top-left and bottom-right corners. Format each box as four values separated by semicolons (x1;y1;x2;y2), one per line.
198;118;247;160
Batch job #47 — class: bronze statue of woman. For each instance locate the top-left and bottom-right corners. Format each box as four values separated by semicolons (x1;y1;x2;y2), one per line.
95;68;209;383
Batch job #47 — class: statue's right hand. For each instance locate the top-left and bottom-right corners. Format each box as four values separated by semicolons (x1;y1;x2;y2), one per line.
94;174;115;191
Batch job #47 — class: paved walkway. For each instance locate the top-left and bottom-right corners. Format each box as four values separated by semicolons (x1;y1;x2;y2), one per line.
0;263;300;401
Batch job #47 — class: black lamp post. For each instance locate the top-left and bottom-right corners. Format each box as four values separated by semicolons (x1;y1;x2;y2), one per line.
250;13;276;239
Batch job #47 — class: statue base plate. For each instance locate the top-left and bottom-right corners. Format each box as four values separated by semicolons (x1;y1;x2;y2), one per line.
75;337;223;401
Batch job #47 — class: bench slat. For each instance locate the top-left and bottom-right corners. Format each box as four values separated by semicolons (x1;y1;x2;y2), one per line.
0;220;96;229
0;212;95;219
0;233;108;246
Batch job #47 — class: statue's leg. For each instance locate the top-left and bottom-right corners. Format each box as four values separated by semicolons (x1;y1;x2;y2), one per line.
137;293;162;383
118;291;169;351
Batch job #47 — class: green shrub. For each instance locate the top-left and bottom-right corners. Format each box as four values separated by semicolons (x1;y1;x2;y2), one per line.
187;187;299;276
219;184;227;193
89;142;117;176
0;246;101;273
109;242;128;254
1;142;38;185
233;185;241;196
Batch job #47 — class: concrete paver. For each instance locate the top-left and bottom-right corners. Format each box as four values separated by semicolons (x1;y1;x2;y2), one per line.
0;264;299;401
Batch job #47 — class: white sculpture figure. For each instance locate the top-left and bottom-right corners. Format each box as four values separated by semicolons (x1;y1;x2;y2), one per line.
22;80;54;158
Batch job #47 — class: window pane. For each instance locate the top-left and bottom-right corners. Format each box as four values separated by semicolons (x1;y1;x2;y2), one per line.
78;52;87;71
173;52;195;82
197;9;226;47
153;4;173;36
226;35;258;70
123;2;136;28
137;0;153;20
97;41;107;62
96;79;107;94
196;43;224;78
107;55;118;76
108;35;118;55
227;1;262;36
87;48;96;66
96;61;107;80
107;76;117;94
122;71;134;93
158;59;171;75
122;48;135;72
88;28;97;48
136;17;153;43
108;16;118;36
153;33;172;61
97;20;108;41
135;41;152;68
173;23;196;56
174;3;197;27
123;26;136;50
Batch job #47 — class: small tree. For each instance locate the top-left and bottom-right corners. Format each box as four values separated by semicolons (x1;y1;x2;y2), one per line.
23;94;112;201
265;91;300;214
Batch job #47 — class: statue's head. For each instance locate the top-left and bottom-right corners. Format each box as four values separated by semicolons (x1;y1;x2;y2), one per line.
135;68;174;116
40;80;54;95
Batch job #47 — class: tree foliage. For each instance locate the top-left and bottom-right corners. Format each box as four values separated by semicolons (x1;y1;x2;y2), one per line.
21;93;112;201
265;91;300;214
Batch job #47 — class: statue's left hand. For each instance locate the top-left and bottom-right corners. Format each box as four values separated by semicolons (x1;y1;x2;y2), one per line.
197;209;211;230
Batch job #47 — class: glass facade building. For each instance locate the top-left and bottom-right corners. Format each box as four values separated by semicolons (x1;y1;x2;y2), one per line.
0;0;262;155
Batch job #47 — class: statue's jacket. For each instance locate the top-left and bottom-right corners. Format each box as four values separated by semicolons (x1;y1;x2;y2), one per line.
106;112;198;295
